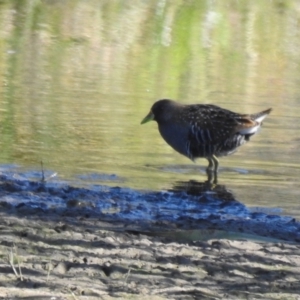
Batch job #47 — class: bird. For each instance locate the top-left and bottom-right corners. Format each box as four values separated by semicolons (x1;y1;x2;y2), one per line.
141;99;272;183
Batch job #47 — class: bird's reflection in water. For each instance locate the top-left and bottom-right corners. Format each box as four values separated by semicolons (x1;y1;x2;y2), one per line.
171;179;237;202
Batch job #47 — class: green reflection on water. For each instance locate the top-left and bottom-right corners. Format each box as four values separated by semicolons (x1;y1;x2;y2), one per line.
0;0;300;216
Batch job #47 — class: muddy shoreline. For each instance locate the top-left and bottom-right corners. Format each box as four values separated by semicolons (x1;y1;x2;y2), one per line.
0;172;299;299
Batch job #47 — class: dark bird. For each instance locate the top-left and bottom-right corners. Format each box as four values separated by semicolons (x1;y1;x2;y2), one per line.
141;99;272;183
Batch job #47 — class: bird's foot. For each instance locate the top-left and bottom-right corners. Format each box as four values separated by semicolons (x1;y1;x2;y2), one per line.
206;168;218;184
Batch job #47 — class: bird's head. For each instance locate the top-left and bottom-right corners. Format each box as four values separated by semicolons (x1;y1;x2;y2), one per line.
141;99;177;124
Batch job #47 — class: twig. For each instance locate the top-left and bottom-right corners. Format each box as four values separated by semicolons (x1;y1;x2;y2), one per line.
69;289;79;300
46;259;52;282
15;246;23;281
9;249;19;278
41;161;45;183
9;246;23;281
40;160;57;183
124;267;131;283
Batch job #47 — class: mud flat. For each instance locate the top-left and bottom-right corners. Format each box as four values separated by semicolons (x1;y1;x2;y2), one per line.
0;172;299;299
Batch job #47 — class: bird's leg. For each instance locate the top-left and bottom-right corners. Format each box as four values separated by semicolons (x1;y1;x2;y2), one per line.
206;158;214;184
206;158;214;173
206;169;214;184
206;156;219;184
211;155;219;173
211;155;219;184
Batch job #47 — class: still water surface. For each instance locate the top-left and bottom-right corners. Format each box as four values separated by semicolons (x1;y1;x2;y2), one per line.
0;1;300;218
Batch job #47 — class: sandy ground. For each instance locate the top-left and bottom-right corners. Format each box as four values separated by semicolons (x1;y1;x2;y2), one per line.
0;173;299;299
0;211;300;300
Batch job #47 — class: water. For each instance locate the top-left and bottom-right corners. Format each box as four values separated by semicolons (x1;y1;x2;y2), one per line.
0;0;300;218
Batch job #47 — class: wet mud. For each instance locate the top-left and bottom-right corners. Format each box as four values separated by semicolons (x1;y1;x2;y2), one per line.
0;172;299;299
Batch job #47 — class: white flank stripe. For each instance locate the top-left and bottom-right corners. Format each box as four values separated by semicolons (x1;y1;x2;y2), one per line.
255;114;268;123
239;124;260;135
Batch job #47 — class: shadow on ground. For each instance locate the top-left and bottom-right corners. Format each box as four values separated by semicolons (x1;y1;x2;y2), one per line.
0;173;299;299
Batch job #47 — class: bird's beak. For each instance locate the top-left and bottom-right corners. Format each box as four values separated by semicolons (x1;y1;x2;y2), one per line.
141;111;154;124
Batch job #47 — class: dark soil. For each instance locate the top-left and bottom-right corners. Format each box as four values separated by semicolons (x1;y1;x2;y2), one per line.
0;172;299;299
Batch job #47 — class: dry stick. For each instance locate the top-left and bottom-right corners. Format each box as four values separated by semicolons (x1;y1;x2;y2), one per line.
40;160;57;183
15;245;23;281
124;267;131;283
9;246;23;281
68;289;79;300
41;161;45;183
9;249;19;279
46;259;52;282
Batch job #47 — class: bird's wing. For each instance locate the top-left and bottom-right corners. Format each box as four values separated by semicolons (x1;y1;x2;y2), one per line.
183;105;250;144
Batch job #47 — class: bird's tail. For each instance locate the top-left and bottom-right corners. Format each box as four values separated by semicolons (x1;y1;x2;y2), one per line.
236;108;272;135
251;108;272;123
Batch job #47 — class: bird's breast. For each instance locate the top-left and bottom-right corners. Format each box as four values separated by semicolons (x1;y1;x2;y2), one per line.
158;123;190;158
